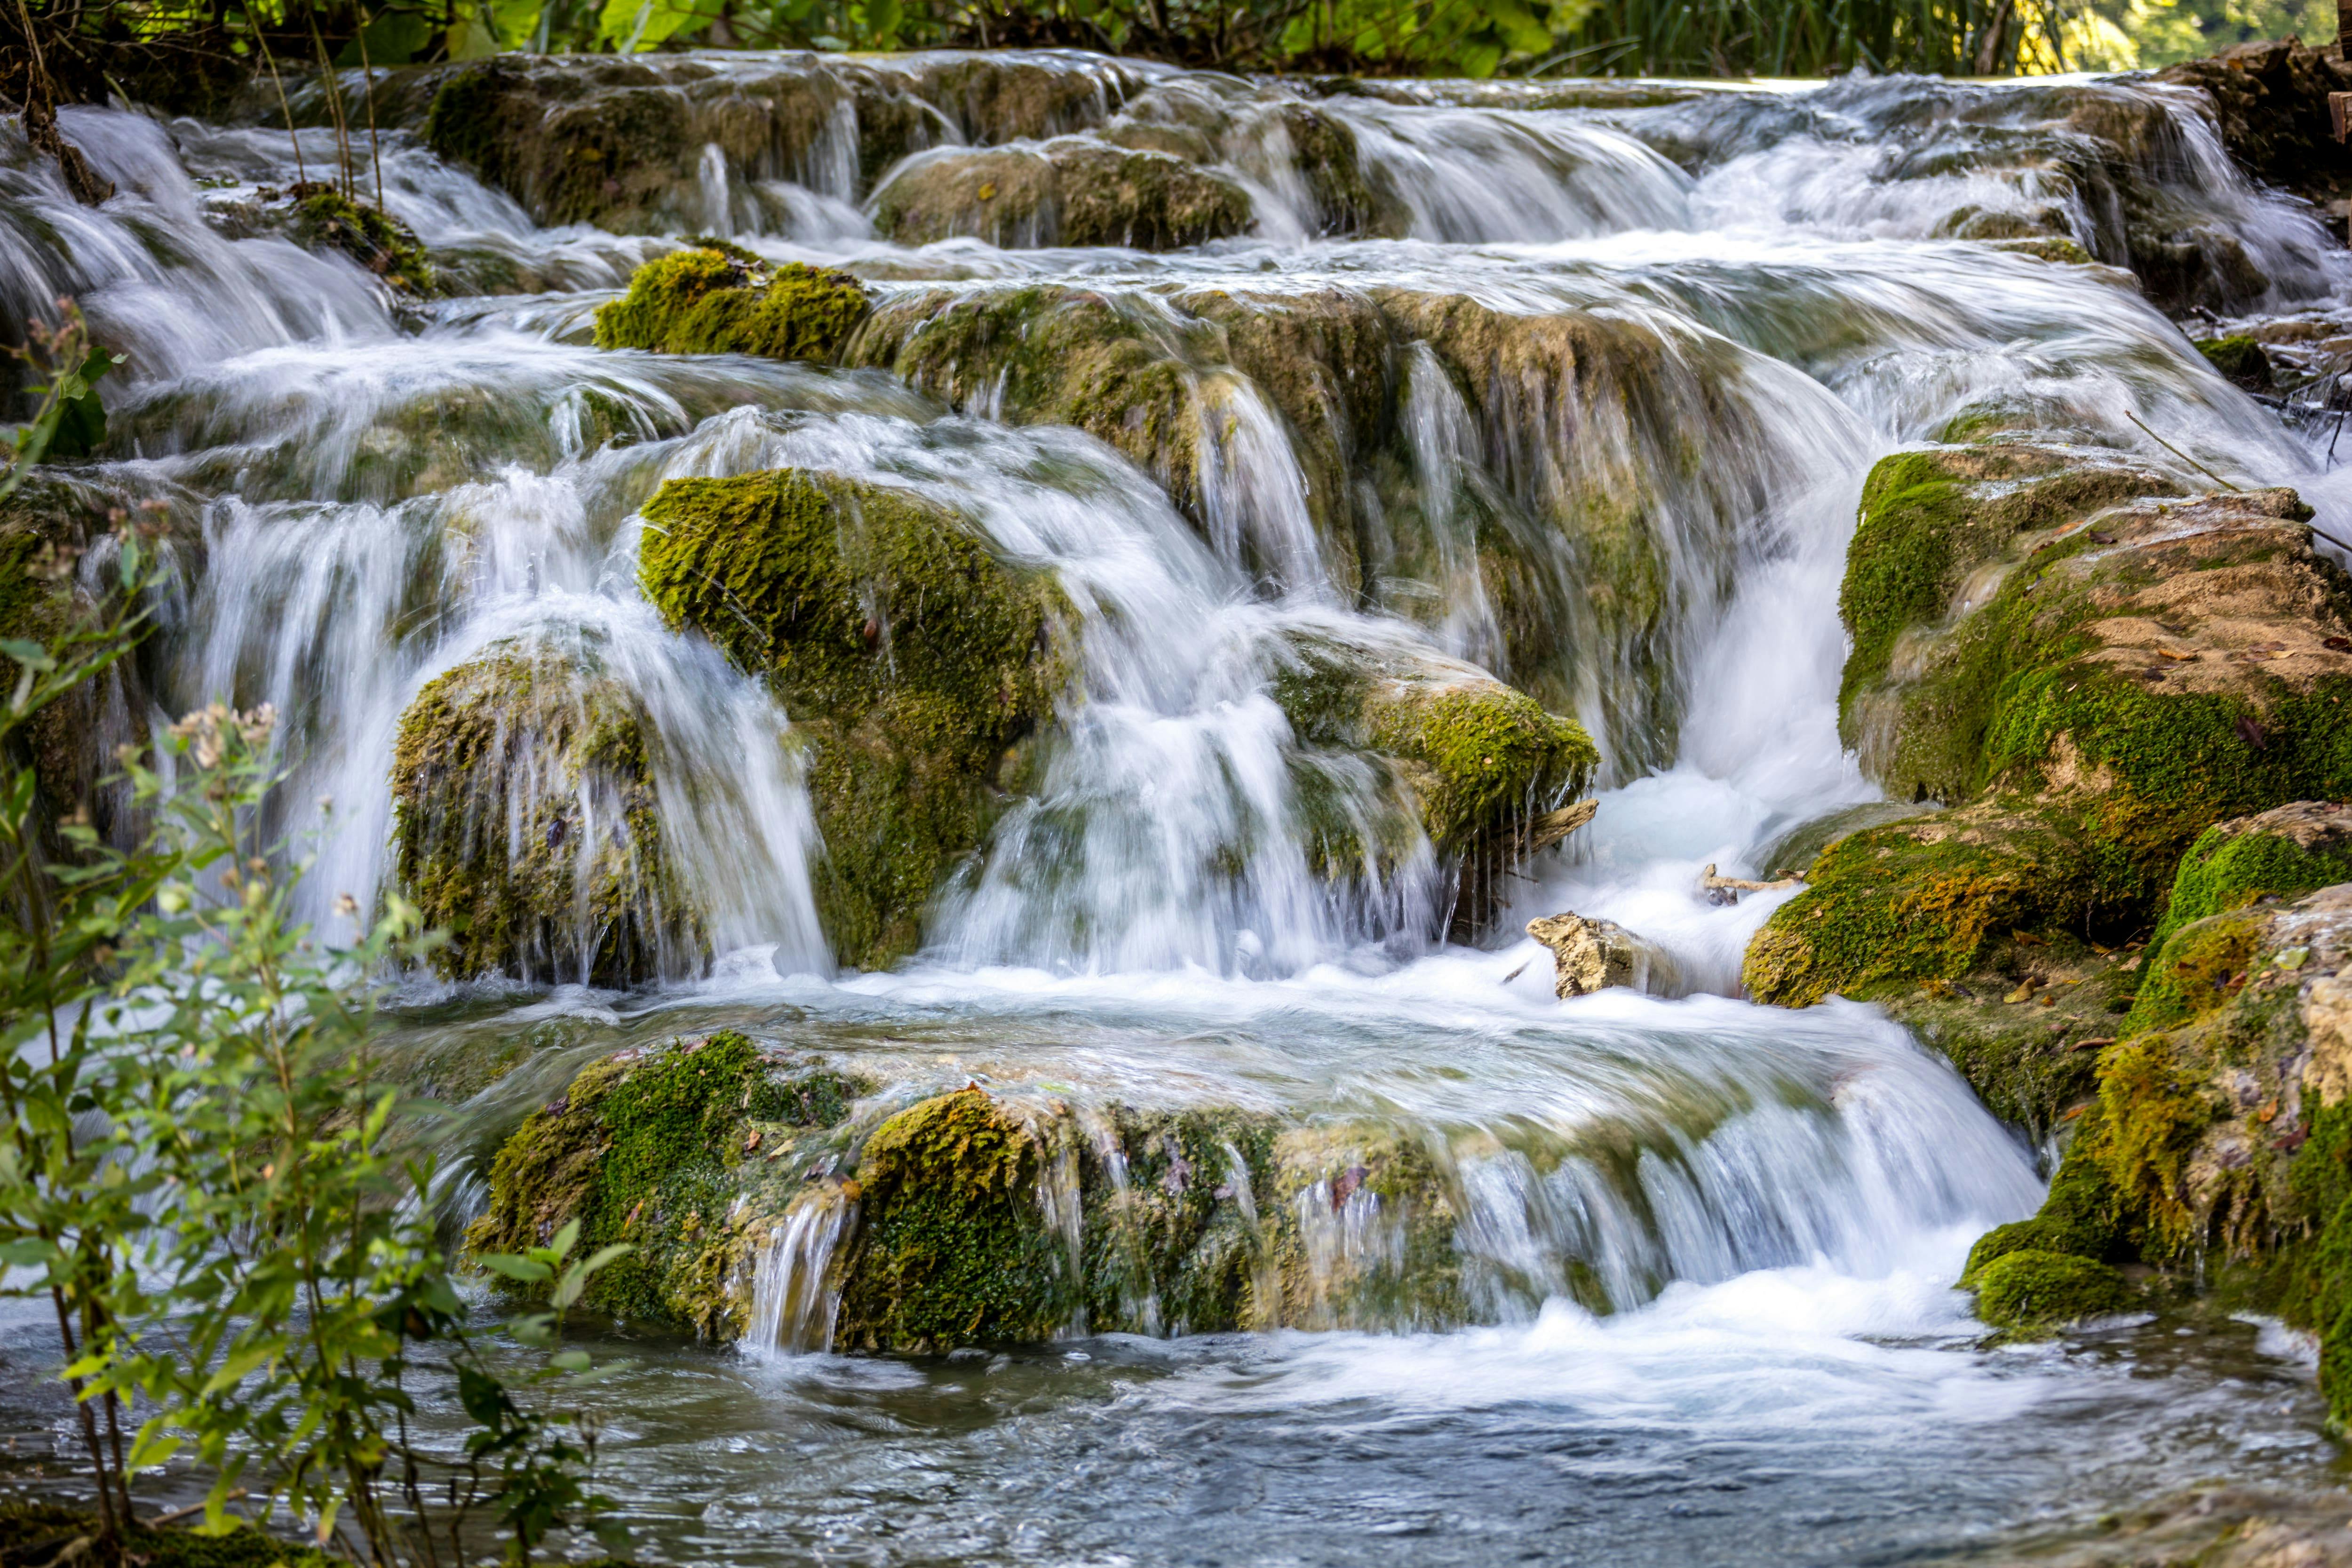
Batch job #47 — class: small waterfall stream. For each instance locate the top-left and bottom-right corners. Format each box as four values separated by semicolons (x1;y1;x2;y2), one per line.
5;50;2350;1562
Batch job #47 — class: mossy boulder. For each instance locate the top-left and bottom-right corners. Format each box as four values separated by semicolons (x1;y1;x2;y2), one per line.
390;645;701;987
592;247;872;363
285;183;437;296
1958;883;2352;1423
1764;443;2352;1021
833;1089;1079;1351
637;468;1071;970
1971;1249;2136;1333
869;138;1254;250
2193;333;2273;390
2146;801;2352;958
469;1031;866;1336
1271;630;1597;936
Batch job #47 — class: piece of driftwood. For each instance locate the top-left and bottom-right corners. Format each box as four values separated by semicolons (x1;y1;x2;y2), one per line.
1700;863;1804;894
1527;798;1598;854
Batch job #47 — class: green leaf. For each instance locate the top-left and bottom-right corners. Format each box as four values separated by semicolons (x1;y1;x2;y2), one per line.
479;1253;554;1284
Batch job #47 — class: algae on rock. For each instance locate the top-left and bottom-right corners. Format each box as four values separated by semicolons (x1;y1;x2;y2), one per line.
638;468;1072;969
869;138;1254;249
469;1031;867;1337
593;247;872;362
390;644;702;986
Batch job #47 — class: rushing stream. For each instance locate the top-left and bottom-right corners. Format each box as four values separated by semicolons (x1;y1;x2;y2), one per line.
4;49;2352;1563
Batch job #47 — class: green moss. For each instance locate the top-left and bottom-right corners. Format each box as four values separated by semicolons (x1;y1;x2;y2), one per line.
1836;447;2171;770
0;1504;335;1568
1971;1248;2136;1331
593;247;871;363
2147;812;2352;957
2121;907;2269;1037
1963;1151;2122;1284
834;1089;1076;1351
470;1032;858;1333
2193;334;2271;389
1742;800;2103;1007
287;184;437;296
638;469;1069;969
1363;680;1596;850
2090;1037;2217;1257
389;647;699;986
1081;1106;1285;1335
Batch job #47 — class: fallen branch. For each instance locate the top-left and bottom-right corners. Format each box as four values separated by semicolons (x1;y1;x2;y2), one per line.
1526;798;1597;855
1700;862;1803;893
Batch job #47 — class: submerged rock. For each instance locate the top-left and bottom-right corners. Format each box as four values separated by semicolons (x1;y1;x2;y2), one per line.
1526;911;1674;997
637;467;1072;970
869;138;1254;249
390;644;702;986
593;246;871;361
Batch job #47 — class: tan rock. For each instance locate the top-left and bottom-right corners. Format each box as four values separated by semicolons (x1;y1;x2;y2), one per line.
1526;912;1675;998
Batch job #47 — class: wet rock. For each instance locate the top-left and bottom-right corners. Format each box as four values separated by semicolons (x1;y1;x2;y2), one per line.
637;467;1073;970
282;183;438;296
1525;911;1673;997
471;1056;1484;1349
2195;332;2275;390
1271;628;1597;938
1954;882;2352;1423
390;643;703;986
869;138;1253;249
412;51;1151;232
593;245;871;361
2158;39;2352;219
1970;1249;2137;1334
469;1031;867;1337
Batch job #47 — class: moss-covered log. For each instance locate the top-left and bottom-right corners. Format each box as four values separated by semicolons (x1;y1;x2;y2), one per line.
638;468;1071;969
390;645;701;986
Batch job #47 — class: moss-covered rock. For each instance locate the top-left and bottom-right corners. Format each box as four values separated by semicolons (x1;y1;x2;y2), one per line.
390;645;701;987
0;1503;336;1568
638;469;1071;970
1971;1248;2137;1332
2146;801;2352;959
1271;629;1597;935
1766;443;2352;1035
469;1031;866;1336
1954;883;2352;1422
2194;333;2273;390
869;138;1254;250
833;1088;1078;1350
1743;797;2117;1008
592;247;871;362
285;183;437;296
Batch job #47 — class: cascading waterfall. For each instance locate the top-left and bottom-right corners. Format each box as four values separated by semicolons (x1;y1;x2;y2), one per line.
6;50;2351;1559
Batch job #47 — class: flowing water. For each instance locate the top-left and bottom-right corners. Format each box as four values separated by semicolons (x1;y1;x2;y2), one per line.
3;51;2351;1563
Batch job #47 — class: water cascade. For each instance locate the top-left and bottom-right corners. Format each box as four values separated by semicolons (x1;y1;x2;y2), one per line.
4;44;2351;1563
